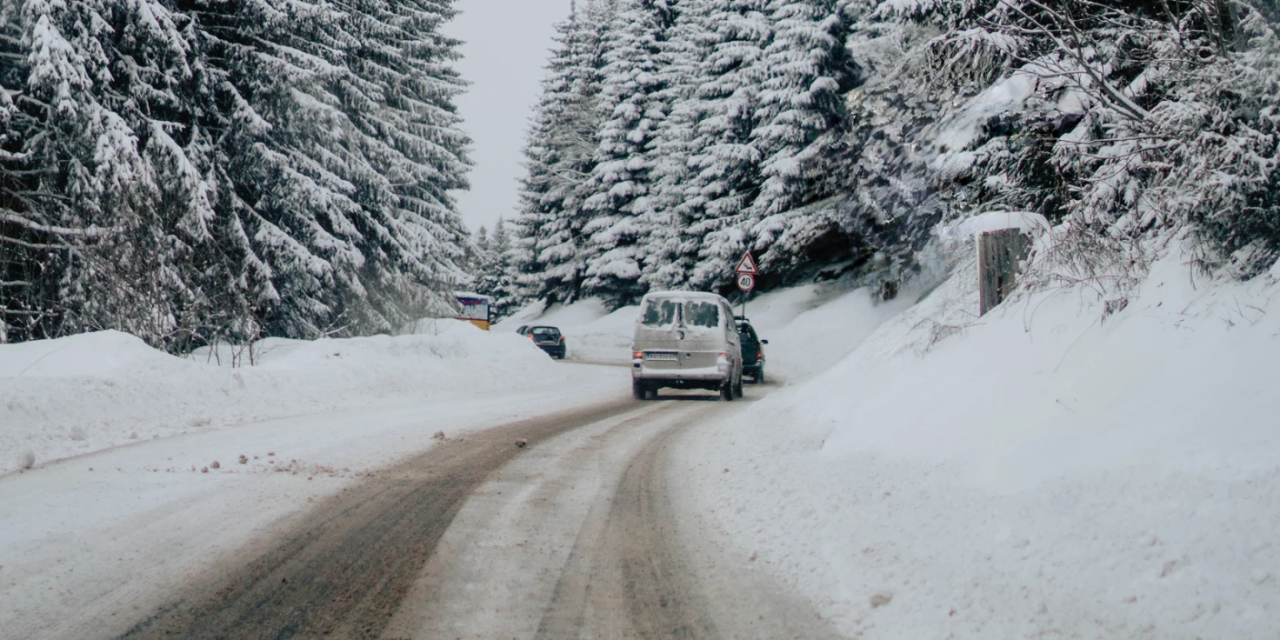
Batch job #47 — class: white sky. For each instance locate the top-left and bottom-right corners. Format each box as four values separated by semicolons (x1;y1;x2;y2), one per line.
444;0;574;233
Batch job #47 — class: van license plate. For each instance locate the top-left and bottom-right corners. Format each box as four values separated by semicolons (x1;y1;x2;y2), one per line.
645;352;677;361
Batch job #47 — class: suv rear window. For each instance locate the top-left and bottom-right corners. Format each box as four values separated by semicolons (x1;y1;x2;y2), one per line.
531;327;560;336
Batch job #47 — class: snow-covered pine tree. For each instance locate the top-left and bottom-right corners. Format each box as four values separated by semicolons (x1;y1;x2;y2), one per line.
641;0;716;290
77;0;235;348
469;223;492;291
473;224;491;260
3;0;474;347
325;0;474;331
0;1;50;343
514;0;614;305
578;0;677;306
745;0;859;271
795;0;953;287
180;0;368;339
472;217;519;319
488;217;521;317
183;0;472;339
892;0;1280;281
0;0;235;348
668;0;774;290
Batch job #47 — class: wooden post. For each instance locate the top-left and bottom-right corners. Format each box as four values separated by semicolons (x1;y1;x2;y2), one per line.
978;228;1031;316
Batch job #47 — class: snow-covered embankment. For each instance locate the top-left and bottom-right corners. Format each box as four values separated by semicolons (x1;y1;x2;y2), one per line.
0;320;596;476
672;247;1280;638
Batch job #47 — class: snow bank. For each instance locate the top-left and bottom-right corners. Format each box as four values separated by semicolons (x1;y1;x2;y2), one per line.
736;284;917;379
0;331;169;377
559;305;642;364
495;298;612;332
675;248;1280;638
0;320;569;476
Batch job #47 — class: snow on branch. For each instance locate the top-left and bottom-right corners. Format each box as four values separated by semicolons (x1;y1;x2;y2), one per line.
0;212;119;239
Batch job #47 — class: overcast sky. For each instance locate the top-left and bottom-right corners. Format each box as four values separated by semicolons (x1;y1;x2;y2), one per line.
443;0;574;234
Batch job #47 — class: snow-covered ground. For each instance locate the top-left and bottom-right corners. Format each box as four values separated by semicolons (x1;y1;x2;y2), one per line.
3;245;1278;638
1;320;598;477
670;250;1280;638
0;320;632;637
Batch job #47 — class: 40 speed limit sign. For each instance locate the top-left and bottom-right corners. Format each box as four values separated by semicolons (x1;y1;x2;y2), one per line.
736;273;755;292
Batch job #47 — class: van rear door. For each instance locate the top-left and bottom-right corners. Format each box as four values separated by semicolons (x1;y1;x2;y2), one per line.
635;297;723;372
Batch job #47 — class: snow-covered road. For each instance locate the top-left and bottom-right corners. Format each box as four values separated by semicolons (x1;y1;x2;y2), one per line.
385;383;838;640
4;364;829;640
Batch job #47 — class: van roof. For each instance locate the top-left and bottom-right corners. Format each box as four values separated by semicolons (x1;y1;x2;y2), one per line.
641;290;726;302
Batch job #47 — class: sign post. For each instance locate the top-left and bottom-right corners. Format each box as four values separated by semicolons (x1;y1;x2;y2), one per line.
734;252;758;320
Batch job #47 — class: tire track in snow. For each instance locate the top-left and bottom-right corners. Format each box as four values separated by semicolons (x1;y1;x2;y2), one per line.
112;398;637;640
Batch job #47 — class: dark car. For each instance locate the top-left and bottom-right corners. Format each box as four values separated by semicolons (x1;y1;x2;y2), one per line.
736;318;768;383
523;325;566;359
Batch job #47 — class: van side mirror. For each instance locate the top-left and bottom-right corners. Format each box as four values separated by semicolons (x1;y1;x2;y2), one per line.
761;339;769;344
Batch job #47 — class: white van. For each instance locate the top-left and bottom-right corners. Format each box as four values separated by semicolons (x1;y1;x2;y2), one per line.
630;291;744;401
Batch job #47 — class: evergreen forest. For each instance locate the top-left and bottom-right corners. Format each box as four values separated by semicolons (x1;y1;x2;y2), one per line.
478;0;1280;316
1;0;473;348
5;0;1279;341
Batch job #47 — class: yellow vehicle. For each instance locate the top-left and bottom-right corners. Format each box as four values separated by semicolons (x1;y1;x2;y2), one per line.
454;292;491;330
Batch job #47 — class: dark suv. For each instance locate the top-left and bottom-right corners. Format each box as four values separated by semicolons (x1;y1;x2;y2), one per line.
520;325;566;359
735;318;768;383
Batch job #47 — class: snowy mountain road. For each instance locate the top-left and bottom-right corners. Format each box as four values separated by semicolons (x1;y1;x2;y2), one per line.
110;384;835;640
109;398;635;640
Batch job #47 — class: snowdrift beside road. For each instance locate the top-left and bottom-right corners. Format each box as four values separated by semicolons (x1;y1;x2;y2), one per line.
674;248;1280;639
0;321;567;476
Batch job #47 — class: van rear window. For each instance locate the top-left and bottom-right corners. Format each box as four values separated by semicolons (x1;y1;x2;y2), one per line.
684;301;719;328
641;299;680;327
641;298;721;329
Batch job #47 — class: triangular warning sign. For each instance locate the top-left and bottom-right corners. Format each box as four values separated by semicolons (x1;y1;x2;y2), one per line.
735;252;758;275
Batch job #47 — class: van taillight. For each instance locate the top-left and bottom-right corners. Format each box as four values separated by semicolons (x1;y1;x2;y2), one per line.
633;351;644;359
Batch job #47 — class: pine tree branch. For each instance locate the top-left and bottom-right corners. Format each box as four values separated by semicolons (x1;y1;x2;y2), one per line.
0;235;73;250
998;0;1152;122
0;212;118;238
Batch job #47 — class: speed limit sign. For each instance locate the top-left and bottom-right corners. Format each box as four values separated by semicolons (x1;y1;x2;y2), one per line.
736;273;755;292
